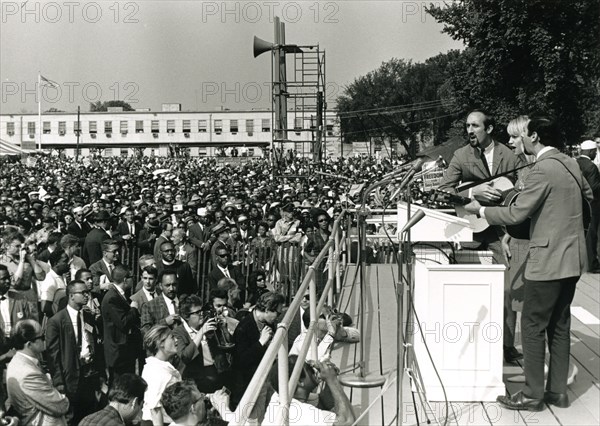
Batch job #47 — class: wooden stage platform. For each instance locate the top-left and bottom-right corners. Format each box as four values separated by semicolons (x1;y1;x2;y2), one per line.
330;264;600;425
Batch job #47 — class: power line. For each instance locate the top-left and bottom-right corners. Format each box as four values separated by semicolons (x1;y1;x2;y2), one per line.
336;98;455;117
341;111;459;137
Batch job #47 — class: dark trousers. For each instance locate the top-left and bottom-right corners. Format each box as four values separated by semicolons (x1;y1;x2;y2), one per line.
522;277;577;398
108;358;135;388
586;211;600;269
67;370;102;425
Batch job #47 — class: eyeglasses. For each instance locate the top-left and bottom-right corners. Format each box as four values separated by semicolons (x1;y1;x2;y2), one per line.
188;309;203;316
318;219;328;223
72;290;91;296
302;295;310;301
216;253;230;258
32;334;45;342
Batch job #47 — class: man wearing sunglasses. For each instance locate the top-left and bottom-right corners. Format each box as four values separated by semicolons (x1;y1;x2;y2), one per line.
89;239;121;299
207;248;246;302
46;279;105;425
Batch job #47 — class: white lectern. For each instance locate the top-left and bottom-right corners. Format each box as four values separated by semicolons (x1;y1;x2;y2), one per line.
370;203;505;401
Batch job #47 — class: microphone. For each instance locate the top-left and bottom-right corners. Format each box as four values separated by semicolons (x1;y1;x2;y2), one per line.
396;157;426;188
400;209;426;234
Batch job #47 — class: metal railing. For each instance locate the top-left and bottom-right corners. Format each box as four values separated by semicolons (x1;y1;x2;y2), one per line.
229;211;346;425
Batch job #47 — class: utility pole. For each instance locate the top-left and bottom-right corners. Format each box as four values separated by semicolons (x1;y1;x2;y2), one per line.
75;106;81;160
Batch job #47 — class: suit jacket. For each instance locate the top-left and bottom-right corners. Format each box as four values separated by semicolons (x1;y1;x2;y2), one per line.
439;140;525;191
232;312;268;385
154;235;171;265
577;156;600;206
67;220;92;245
101;285;140;368
82;227;111;266
140;294;173;336
115;220;141;245
130;288;157;311
6;351;70;426
89;259;120;296
79;405;124;426
0;294;33;364
187;222;208;249
46;308;103;394
157;259;197;297
137;227;157;255
207;264;247;300
485;150;593;281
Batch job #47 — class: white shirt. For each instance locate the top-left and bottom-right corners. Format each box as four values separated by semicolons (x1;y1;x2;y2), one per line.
262;392;337;426
217;265;230;278
0;295;11;336
162;293;178;315
39;269;66;303
289;332;334;362
482;142;495;174
141;356;181;422
142;288;155;302
66;305;90;359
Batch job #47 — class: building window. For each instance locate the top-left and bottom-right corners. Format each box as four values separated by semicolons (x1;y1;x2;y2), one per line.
294;117;302;135
246;119;254;135
43;121;51;134
76;148;82;156
198;120;207;132
74;121;81;135
58;121;66;136
182;120;191;133
136;120;144;133
262;118;270;132
326;118;334;136
105;148;113;156
89;121;97;134
151;120;159;133
167;120;175;133
120;148;129;157
214;119;222;134
230;119;238;134
28;122;36;135
198;147;207;156
104;121;112;134
7;122;15;136
120;121;128;134
310;115;317;129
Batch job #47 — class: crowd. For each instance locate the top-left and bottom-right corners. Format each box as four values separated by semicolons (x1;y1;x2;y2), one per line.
1;125;599;423
0;153;379;426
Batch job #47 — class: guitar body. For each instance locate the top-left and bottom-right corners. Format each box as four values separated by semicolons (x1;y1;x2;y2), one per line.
454;177;515;233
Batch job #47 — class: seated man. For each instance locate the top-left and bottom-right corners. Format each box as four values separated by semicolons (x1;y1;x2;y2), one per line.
79;373;147;426
263;355;355;426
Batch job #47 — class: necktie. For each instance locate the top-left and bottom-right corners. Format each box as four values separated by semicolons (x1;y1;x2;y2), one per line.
76;311;82;349
480;149;491;176
173;300;178;314
0;296;6;301
224;268;230;278
107;264;114;277
149;292;155;299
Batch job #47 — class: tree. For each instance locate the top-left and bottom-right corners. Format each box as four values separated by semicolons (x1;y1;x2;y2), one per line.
89;100;135;112
336;52;460;158
427;0;600;141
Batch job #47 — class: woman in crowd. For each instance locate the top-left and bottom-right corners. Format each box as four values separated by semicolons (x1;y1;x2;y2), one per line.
140;325;182;426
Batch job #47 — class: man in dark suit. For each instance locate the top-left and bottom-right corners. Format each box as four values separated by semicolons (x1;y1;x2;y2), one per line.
115;207;141;247
237;215;256;244
46;279;105;424
89;239;121;299
156;241;196;297
438;110;525;364
171;228;198;277
67;206;92;248
231;291;284;409
466;117;593;411
153;221;173;265
187;213;209;250
101;264;140;386
137;215;160;256
207;247;247;302
82;210;113;265
577;140;600;272
79;373;147;426
140;269;181;336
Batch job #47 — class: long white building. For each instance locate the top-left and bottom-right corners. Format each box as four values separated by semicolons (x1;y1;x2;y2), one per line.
0;108;340;157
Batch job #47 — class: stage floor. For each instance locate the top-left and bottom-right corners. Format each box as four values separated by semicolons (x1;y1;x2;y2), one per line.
330;264;600;426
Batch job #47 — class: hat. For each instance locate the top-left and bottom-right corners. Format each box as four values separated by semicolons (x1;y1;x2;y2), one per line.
191;194;201;202
94;210;111;222
223;202;236;211
211;222;230;235
581;140;597;150
147;219;161;230
28;191;39;198
237;215;248;223
119;206;129;215
281;202;295;213
184;215;196;224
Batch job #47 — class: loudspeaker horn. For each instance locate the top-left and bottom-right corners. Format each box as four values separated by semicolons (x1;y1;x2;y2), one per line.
253;36;274;58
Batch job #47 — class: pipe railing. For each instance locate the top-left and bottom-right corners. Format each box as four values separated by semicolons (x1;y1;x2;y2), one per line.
229;211;346;426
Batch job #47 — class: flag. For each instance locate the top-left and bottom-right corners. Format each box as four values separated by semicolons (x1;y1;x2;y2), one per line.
40;75;58;88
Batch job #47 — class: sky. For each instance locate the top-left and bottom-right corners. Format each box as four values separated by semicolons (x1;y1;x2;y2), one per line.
0;0;464;114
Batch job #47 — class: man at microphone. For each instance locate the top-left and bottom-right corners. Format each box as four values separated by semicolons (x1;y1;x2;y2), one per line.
438;110;525;365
